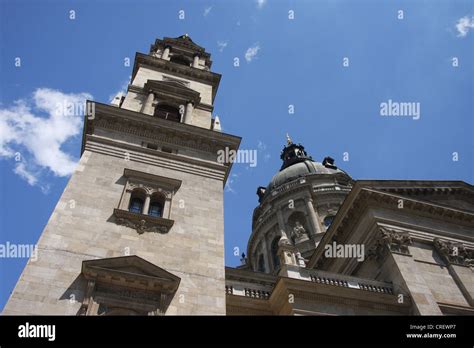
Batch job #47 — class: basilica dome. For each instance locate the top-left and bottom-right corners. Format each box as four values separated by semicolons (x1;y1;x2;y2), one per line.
268;159;343;191
256;137;349;203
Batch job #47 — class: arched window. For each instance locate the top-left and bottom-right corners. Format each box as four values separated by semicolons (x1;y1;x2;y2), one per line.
128;189;146;214
324;215;335;228
257;254;265;272
154;104;181;123
271;237;280;271
129;197;144;214
148;192;165;218
148;201;163;217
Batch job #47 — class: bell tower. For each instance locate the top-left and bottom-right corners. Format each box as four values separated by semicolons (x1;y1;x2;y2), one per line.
3;35;240;315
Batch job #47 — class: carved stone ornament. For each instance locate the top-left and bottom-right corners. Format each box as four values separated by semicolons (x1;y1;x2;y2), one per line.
367;227;412;260
433;238;474;267
291;220;307;239
113;209;174;234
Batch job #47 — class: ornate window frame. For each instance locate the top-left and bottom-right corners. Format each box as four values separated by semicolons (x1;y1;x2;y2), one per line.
114;168;182;234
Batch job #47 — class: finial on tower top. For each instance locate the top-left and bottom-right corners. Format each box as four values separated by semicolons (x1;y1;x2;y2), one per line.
286;133;293;145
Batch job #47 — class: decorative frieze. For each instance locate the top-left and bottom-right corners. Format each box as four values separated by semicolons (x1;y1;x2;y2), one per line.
367;227;413;261
433;238;474;267
113;208;174;234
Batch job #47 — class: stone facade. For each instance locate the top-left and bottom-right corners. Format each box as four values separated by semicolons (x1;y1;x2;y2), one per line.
227;142;474;315
3;35;240;315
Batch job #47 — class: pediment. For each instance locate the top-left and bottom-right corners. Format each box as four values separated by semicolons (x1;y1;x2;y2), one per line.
145;79;200;99
82;255;180;292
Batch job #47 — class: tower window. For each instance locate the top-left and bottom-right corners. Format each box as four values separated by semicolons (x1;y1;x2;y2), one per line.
148;202;163;218
148;192;165;218
154;104;181;123
129;197;144;214
170;55;191;67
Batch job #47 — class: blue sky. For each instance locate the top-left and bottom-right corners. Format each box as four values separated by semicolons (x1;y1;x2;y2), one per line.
0;0;472;311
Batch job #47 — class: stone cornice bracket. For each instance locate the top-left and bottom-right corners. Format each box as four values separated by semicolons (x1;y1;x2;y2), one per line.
367;227;413;261
113;208;174;234
433;238;474;267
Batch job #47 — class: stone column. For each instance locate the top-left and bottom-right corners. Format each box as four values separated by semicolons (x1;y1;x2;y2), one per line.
163;198;172;219
192;54;200;68
120;189;132;210
305;196;322;237
143;195;151;215
162;46;170;60
183;102;193;124
141;92;155;115
276;209;290;245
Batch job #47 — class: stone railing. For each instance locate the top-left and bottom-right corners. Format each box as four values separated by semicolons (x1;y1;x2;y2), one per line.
244;288;271;300
225;285;272;299
304;269;394;295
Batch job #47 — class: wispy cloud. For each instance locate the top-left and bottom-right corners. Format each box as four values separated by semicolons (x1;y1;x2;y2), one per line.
217;40;228;52
455;15;474;37
203;6;212;17
0;88;92;191
245;44;261;62
225;173;239;193
256;0;266;9
257;140;271;162
109;77;130;103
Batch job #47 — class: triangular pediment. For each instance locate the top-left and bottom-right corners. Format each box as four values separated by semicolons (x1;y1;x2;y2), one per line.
147;79;196;93
144;79;201;104
362;181;474;213
82;255;180;291
164;34;205;52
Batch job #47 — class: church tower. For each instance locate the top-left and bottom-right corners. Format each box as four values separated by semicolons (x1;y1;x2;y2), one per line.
4;35;240;315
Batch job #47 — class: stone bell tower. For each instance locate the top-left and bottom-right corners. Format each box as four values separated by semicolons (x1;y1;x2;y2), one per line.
4;35;240;315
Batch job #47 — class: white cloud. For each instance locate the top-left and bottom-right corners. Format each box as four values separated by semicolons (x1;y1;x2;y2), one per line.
225;173;239;193
217;40;228;52
245;44;261;62
109;77;130;103
256;0;266;9
203;6;212;17
0;88;92;190
14;162;38;186
456;15;474;37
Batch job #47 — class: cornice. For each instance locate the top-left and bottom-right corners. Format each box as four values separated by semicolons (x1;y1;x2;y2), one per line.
124;168;182;191
83;101;239;152
225;267;277;286
131;52;221;103
84;137;227;183
308;183;474;268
